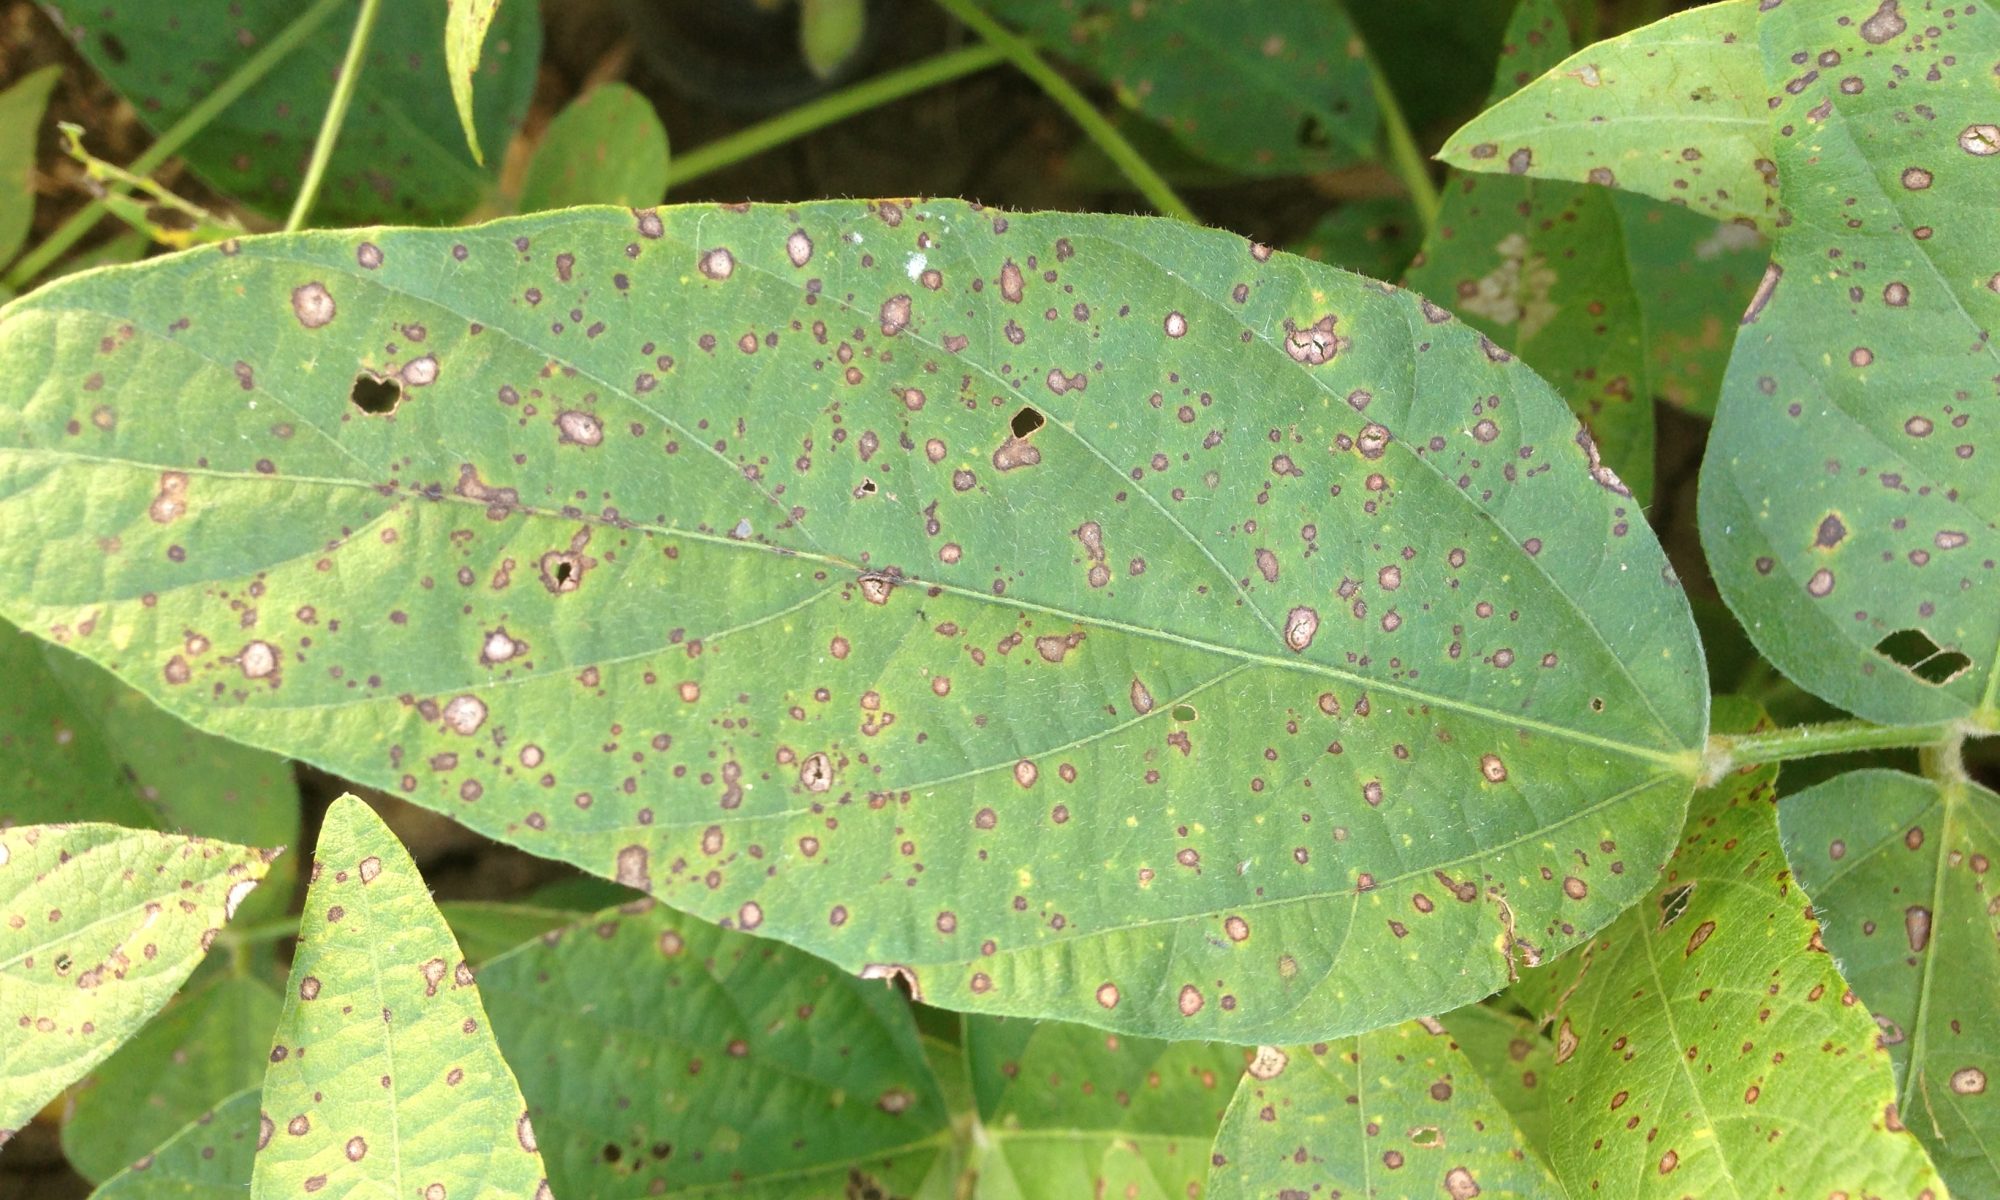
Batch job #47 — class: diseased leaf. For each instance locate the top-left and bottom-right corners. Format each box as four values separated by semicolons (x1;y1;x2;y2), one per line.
1537;707;1943;1197
964;1015;1241;1199
1207;1020;1564;1200
1782;768;2000;1198
1695;1;2000;724
90;1086;263;1199
0;618;299;925
46;0;539;225
253;795;549;1199
517;83;670;213
0;200;1706;1041
0;66;61;270
62;973;281;1183
979;0;1379;175
445;0;503;165
1443;1000;1556;1162
1609;190;1764;419
1439;0;1776;230
0;824;272;1141
478;899;957;1199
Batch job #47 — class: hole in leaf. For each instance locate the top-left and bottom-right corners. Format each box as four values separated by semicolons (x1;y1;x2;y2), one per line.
1658;883;1695;929
349;372;403;415
1873;629;1972;685
1297;113;1331;150
1171;703;1198;721
552;560;574;587
857;478;877;496
1408;1126;1442;1148
100;31;128;64
1010;405;1045;438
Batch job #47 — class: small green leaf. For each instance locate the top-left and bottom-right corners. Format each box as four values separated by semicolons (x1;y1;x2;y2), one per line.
1439;0;1774;229
445;0;503;166
90;1086;264;1199
0;824;273;1140
1207;1020;1564;1200
0;66;61;271
979;0;1379;175
801;0;868;81
965;1015;1242;1199
47;0;540;224
517;83;670;212
478;899;955;1198
63;974;281;1182
252;795;549;1199
0;201;1706;1041
0;618;300;925
1537;711;1944;1197
1782;768;2000;1198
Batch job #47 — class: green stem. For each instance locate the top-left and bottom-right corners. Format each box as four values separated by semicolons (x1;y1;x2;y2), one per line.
2;0;350;289
930;0;1197;223
285;0;385;232
669;44;1006;189
1701;717;1969;786
1367;55;1440;230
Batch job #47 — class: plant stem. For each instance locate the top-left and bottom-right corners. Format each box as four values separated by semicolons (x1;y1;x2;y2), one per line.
669;44;1006;189
285;0;385;232
1367;55;1440;230
1700;717;1970;786
2;0;351;289
929;0;1197;223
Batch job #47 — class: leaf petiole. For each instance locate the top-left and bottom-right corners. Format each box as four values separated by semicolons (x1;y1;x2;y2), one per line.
1699;717;1985;786
284;0;386;232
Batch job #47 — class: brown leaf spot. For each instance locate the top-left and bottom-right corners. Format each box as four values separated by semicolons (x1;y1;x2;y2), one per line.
291;282;335;328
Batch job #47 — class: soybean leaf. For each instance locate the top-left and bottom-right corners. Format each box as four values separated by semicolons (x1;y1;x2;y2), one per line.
1439;0;1776;230
439;900;589;964
517;83;670;213
800;0;869;81
1537;716;1943;1197
445;0;503;165
964;1015;1242;1199
1443;1000;1556;1161
0;618;299;925
1695;1;2000;724
0;200;1707;1041
978;0;1380;174
0;65;60;270
1782;769;2000;1197
62;973;281;1182
90;1086;263;1200
478;899;958;1199
1609;191;1765;419
0;824;272;1141
1207;1021;1564;1200
253;795;549;1199
45;0;539;225
1289;197;1420;283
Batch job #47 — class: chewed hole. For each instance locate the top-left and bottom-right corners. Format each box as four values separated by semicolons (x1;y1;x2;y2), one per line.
1297;113;1330;150
552;561;574;587
100;31;128;64
1010;406;1045;438
1658;883;1695;929
1170;703;1198;722
349;372;403;415
1408;1126;1442;1148
1874;629;1972;686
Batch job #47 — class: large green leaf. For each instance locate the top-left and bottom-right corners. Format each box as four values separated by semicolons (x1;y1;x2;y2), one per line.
0;66;60;271
479;899;957;1198
252;795;549;1199
1537;728;1943;1196
0;618;299;924
980;0;1379;174
62;973;281;1182
1207;1019;1564;1200
1438;0;1775;230
0;823;273;1142
89;1087;264;1200
517;83;670;213
1695;1;2000;725
964;1015;1242;1199
45;0;539;225
0;200;1707;1041
1782;768;2000;1197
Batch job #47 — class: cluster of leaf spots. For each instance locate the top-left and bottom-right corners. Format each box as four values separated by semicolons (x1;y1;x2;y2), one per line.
1782;769;2000;1197
981;0;1380;175
0;823;271;1142
0;199;1705;1042
1534;708;1943;1198
0;616;299;925
1409;0;1768;501
252;796;550;1199
1207;1016;1561;1199
46;0;539;224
